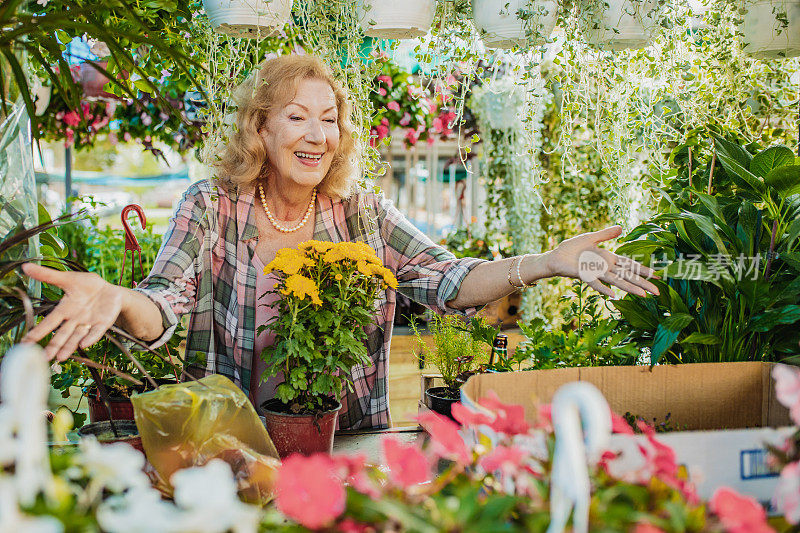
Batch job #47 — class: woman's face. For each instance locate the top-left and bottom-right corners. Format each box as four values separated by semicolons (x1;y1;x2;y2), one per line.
260;78;340;191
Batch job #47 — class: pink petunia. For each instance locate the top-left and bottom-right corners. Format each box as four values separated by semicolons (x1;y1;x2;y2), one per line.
772;364;800;424
275;453;346;530
478;391;530;436
774;461;800;525
377;75;393;89
710;487;774;533
399;112;411;126
382;436;431;488
386;101;400;112
418;410;471;465
377;87;387;97
479;444;526;473
452;402;493;427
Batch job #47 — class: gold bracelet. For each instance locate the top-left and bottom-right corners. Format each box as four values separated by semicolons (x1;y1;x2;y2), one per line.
507;256;520;289
515;254;537;289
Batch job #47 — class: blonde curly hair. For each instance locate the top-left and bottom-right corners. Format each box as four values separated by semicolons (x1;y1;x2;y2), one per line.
215;55;359;199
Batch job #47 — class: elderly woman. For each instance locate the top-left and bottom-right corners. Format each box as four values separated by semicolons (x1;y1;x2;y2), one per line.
22;55;658;430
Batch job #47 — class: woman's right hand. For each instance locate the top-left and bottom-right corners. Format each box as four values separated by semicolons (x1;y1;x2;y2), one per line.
20;263;124;361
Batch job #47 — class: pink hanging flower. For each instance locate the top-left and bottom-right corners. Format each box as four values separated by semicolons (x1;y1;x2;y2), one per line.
479;444;526;473
377;87;387;97
375;124;389;140
428;101;439;114
710;487;774;533
426;135;435;146
377;75;393;89
381;117;389;127
418;410;471;465
432;116;444;134
478;391;530;436
399;112;412;126
64;128;74;147
62;110;81;128
772;364;800;424
404;128;419;146
773;461;800;524
141;113;153;126
386;101;400;112
382;436;431;488
275;453;346;530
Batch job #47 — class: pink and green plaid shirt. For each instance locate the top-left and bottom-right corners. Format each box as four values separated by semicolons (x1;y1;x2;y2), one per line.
134;179;484;430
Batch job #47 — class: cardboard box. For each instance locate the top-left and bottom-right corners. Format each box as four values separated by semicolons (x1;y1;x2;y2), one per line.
461;362;794;512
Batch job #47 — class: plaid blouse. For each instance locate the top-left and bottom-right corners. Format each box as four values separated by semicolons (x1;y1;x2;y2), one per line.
134;179;484;430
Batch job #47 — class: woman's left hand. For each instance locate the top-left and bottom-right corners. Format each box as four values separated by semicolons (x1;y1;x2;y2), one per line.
544;226;660;298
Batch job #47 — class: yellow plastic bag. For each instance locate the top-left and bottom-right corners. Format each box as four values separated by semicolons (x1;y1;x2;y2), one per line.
131;374;280;504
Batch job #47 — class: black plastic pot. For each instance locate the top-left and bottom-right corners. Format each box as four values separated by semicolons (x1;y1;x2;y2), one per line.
424;386;461;420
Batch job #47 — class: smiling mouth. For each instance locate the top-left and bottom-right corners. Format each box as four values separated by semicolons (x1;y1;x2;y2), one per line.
295;151;323;161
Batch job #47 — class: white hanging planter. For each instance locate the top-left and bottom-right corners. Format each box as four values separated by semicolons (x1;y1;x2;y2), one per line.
472;0;559;49
202;0;293;39
357;0;436;39
738;0;800;59
580;0;661;51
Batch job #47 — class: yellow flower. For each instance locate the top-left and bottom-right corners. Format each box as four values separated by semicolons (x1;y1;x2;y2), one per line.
335;273;343;280
355;260;398;289
265;248;314;276
282;274;322;305
300;240;334;253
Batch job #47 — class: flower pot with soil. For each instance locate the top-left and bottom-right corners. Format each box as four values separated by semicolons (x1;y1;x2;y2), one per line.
258;241;398;458
413;314;491;420
357;0;436;39
87;387;136;422
78;419;144;454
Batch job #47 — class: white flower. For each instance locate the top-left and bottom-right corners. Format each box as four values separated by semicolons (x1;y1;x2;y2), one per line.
75;438;149;493
36;0;49;5
0;479;63;533
89;40;111;58
97;487;182;533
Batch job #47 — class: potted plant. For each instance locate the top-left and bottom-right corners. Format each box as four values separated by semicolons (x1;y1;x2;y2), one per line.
412;314;490;419
357;0;436;39
577;0;662;51
259;240;397;457
202;0;294;38
471;0;559;48
737;0;800;58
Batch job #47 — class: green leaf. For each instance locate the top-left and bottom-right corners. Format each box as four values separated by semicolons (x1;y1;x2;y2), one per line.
663;313;694;331
663;260;723;287
764;165;800;199
785;216;800;248
651;324;682;365
714;137;765;194
750;146;795;177
681;332;721;345
611;299;659;330
750;305;800;333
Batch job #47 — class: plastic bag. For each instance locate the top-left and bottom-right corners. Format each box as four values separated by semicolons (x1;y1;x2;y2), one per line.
131;374;280;504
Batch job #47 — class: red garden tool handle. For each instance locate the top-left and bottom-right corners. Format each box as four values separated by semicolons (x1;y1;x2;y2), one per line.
119;204;147;288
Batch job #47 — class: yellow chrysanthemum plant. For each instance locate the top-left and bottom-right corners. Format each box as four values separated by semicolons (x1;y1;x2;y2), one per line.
261;240;398;414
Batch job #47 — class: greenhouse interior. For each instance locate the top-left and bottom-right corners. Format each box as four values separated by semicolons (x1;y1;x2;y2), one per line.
2;0;800;531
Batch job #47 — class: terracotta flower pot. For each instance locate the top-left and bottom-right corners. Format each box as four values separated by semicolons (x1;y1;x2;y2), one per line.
87;388;135;423
425;386;460;420
78;420;144;454
261;399;342;458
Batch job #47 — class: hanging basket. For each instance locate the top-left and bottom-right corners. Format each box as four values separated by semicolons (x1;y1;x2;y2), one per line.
472;0;558;49
738;0;800;59
580;0;661;51
202;0;293;39
357;0;436;39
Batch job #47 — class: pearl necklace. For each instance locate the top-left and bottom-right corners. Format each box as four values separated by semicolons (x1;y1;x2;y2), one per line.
259;184;316;233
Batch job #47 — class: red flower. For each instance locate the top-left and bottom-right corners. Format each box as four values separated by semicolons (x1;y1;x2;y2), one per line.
710;487;774;533
386;101;400;112
63;110;81;128
382;436;431;488
452;402;493;427
275;453;346;530
478;391;530;436
479;444;525;473
418;410;471;465
375;124;389;140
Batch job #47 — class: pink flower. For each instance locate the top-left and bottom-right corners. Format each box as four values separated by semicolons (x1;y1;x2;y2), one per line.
452;402;493;427
633;524;665;533
404;128;419;146
64;128;74;147
773;364;800;424
375;124;389;140
478;391;530;436
479;445;525;473
331;453;380;499
382;436;431;488
418;410;471;465
611;410;634;435
535;404;552;431
377;87;387;97
337;518;374;533
710;487;774;533
141;113;152;126
428;102;438;114
123;132;132;142
432;116;444;133
275;453;345;530
381;117;389;127
774;461;800;524
386;101;400;112
399;112;411;126
63;110;81;128
377;75;393;89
